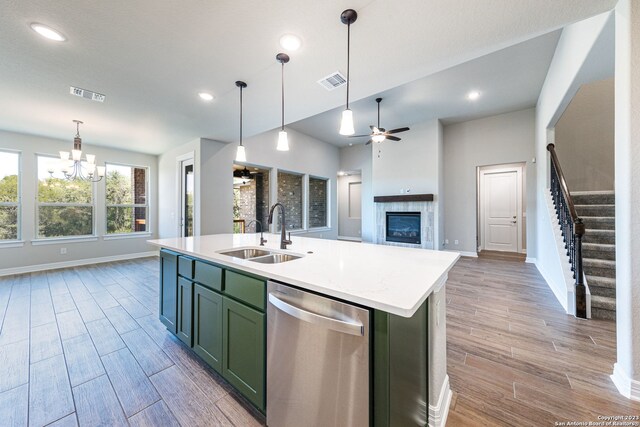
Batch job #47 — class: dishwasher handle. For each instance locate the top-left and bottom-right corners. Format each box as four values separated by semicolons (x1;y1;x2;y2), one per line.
268;292;364;336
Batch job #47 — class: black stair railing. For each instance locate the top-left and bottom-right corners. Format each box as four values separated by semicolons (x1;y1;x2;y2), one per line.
547;143;586;318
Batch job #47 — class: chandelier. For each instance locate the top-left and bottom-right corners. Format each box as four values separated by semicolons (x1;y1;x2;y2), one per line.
50;120;105;182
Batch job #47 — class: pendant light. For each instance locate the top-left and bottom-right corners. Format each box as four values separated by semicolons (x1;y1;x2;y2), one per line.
276;53;290;151
235;81;247;162
339;9;358;136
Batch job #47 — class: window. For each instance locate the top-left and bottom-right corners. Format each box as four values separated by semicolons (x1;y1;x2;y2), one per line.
277;171;303;231
0;151;20;241
308;177;328;228
106;163;148;234
37;155;94;238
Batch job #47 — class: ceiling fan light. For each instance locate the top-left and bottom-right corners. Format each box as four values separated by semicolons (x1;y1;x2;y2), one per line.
235;145;246;162
339;109;355;135
372;134;386;143
277;130;289;151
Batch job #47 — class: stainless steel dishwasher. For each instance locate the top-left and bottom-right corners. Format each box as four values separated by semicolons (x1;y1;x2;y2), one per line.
266;281;370;427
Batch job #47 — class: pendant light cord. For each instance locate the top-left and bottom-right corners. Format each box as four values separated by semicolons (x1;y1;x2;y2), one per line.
346;22;351;109
281;61;285;131
239;85;243;147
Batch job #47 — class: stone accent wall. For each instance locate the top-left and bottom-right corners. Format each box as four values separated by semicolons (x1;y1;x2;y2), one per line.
233;172;270;233
375;201;434;249
277;171;303;230
308;177;327;228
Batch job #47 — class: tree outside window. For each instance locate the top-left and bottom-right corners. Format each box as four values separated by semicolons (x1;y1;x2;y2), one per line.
37;155;93;238
106;163;148;234
0;151;19;241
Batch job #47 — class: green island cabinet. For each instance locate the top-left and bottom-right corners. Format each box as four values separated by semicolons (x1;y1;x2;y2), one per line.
159;249;266;411
158;249;430;425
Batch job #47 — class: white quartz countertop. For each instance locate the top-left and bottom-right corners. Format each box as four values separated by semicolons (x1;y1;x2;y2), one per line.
148;234;460;317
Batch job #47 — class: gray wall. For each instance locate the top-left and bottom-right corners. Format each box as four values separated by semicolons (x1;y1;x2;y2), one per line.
443;108;536;255
372;119;444;248
0;130;158;272
158;127;341;240
555;78;614;191
337;174;362;239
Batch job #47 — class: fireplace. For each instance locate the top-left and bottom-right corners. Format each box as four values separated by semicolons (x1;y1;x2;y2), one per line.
386;212;421;244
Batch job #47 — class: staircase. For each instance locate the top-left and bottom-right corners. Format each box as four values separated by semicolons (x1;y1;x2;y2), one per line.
573;191;616;320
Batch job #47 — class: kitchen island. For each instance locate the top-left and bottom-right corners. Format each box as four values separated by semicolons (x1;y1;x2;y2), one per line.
148;233;459;427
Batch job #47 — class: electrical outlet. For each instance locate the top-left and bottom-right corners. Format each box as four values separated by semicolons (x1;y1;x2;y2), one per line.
454;240;459;245
60;247;67;255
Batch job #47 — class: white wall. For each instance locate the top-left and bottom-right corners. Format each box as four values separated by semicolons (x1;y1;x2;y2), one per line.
158;127;341;240
555;78;615;191
534;11;613;309
443;108;536;255
0;130;158;272
612;0;640;401
372;119;444;248
339;144;374;242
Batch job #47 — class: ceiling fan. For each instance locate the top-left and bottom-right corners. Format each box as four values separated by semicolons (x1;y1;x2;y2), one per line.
349;97;410;145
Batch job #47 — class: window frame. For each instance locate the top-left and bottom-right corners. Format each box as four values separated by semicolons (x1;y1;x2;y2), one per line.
34;153;96;240
307;175;330;230
276;169;305;233
0;149;22;244
104;161;150;237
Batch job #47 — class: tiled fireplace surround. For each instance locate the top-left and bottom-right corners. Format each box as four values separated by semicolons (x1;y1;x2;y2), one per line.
375;198;435;250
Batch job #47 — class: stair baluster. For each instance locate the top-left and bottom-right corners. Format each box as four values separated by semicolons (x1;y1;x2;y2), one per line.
547;143;587;318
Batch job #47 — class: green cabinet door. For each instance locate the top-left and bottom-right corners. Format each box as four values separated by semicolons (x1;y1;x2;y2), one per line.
177;277;194;347
193;284;223;372
159;250;178;333
222;297;265;411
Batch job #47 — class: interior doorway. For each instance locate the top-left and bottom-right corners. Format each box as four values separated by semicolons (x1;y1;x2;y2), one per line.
337;172;362;241
477;163;526;254
232;164;271;234
179;157;195;237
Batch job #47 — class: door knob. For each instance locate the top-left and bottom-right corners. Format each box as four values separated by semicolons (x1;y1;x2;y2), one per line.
511;220;517;223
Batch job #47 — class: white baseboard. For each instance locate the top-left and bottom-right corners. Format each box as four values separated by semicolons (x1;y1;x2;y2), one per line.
429;375;452;427
525;257;537;263
0;251;159;277
612;363;640;401
337;235;362;242
445;249;478;258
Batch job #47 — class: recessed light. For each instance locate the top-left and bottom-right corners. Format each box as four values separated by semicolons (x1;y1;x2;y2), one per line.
467;90;480;101
198;92;214;101
30;23;66;42
279;34;302;51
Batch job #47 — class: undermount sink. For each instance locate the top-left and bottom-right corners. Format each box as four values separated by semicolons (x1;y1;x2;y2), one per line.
219;248;271;259
218;247;303;264
248;253;302;264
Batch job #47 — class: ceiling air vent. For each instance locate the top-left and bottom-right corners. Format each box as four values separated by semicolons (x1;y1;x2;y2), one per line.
69;86;106;103
317;71;347;91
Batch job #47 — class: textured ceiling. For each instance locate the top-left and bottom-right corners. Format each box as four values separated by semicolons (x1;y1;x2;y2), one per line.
0;0;617;154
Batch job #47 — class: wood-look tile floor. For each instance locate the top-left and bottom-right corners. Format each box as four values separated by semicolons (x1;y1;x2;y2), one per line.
446;256;640;426
0;258;265;427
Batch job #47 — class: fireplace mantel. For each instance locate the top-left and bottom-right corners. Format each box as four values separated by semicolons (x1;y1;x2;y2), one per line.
374;194;434;203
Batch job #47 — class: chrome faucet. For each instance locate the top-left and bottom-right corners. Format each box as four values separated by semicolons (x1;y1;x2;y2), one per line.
268;203;292;249
245;219;267;246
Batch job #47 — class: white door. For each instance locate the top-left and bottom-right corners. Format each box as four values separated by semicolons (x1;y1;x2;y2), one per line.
338;174;362;240
480;166;522;252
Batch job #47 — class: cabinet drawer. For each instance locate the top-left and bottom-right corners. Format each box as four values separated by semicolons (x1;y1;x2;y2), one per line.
194;261;222;291
178;256;195;279
224;271;265;311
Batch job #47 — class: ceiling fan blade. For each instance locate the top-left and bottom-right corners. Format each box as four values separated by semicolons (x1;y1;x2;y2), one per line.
365;139;374;145
369;125;376;131
386;135;401;142
386;127;410;134
347;134;371;138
